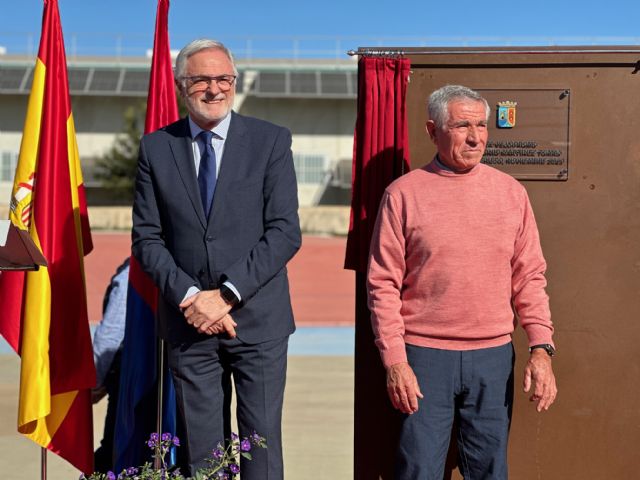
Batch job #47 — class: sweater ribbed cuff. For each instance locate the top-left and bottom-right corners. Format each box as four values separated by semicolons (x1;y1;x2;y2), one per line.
379;343;408;369
523;323;555;348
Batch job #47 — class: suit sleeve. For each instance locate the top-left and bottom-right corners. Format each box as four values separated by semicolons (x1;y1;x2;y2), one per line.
131;138;197;308
220;127;301;301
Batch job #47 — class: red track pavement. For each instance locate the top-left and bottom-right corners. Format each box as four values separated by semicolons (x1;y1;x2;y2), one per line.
85;233;355;327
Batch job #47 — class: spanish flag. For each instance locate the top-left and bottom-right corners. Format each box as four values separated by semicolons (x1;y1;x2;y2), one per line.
0;0;95;474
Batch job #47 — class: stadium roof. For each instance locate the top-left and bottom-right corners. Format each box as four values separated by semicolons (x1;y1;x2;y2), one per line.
0;55;357;99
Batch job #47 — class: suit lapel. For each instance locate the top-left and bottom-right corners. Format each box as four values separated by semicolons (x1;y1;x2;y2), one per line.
208;112;249;228
168;118;207;228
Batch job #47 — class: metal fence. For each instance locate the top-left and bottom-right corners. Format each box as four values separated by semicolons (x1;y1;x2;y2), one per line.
2;33;640;60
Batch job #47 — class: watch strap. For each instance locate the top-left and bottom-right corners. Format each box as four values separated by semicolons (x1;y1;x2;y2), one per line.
220;283;239;306
529;344;555;357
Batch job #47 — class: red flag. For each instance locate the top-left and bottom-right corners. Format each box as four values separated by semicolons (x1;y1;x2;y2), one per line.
145;0;180;134
0;0;95;474
114;0;180;470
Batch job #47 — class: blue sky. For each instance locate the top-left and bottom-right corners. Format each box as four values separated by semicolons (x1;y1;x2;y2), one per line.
1;0;639;57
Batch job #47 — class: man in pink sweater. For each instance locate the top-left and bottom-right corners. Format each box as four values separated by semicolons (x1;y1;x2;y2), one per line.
367;85;557;479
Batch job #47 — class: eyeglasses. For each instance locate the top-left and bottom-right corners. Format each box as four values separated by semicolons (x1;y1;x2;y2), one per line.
181;74;237;91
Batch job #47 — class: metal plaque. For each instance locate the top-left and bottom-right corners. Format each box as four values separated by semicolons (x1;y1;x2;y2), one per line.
479;89;570;180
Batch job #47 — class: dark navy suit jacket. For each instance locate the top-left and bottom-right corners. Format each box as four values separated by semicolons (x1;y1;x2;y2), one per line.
132;112;301;345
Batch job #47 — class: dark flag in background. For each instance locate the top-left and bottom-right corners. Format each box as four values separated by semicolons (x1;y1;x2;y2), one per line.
113;0;180;471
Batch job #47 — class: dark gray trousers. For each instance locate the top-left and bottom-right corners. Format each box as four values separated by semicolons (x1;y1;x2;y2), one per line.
396;343;514;480
168;334;288;479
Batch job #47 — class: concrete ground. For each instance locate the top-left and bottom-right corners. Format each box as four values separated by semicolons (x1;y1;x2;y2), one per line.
0;233;355;478
0;355;353;479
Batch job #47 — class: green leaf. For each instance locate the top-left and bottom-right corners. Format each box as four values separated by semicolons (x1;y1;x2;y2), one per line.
241;452;253;460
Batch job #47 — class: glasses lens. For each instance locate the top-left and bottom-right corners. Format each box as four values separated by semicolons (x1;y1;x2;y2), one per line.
217;76;235;90
186;76;209;90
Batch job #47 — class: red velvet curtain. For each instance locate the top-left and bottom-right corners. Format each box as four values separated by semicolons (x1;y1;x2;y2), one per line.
344;56;411;273
345;55;411;479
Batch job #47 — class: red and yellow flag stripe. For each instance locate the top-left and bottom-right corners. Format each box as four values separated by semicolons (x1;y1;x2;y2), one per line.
0;0;95;474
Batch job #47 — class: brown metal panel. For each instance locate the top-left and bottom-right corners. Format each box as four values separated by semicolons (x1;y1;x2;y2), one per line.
401;47;640;479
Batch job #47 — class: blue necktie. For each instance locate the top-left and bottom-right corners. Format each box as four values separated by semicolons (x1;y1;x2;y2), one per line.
197;130;216;218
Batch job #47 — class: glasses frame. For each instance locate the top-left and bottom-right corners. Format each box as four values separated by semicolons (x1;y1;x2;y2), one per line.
181;74;237;91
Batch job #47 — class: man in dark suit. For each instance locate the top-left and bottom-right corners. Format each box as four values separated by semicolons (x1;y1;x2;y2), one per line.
132;38;301;479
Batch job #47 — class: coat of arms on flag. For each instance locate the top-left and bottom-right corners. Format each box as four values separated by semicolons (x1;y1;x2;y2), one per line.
497;101;517;128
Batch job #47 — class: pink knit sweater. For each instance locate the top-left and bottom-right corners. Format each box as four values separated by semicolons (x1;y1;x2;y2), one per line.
367;159;554;368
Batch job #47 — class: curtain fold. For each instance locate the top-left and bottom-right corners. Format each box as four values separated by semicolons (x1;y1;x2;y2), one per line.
344;56;410;273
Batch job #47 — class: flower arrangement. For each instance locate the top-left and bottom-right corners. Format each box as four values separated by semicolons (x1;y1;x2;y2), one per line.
82;431;267;480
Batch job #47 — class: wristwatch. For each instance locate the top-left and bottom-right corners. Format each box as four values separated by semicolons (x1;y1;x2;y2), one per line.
219;284;239;306
529;344;555;357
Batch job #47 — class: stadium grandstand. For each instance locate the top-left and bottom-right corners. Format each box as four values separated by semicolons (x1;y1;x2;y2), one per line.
0;34;364;222
4;32;636;222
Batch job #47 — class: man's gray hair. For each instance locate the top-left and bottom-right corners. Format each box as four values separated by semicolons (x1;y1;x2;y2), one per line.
428;85;490;128
175;38;238;80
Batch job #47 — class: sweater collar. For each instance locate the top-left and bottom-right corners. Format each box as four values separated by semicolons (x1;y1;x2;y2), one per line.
428;155;482;177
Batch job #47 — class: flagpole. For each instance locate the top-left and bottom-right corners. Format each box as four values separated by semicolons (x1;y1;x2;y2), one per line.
154;337;165;469
41;448;47;480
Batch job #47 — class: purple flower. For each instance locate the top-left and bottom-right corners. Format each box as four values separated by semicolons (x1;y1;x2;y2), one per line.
231;432;239;441
172;436;181;446
162;432;172;442
229;463;240;474
212;447;225;459
147;432;160;448
126;467;138;475
106;472;116;480
240;439;251;452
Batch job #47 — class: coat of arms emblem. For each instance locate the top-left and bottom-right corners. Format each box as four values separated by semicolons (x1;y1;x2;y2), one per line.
497;101;517;128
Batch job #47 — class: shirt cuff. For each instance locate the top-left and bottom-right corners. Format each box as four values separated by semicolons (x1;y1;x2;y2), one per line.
223;281;242;302
181;283;241;304
182;286;200;304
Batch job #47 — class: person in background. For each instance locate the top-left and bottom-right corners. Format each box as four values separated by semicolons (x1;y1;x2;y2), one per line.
92;258;130;473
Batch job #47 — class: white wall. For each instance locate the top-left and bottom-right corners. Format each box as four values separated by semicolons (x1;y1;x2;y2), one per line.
0;94;356;208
